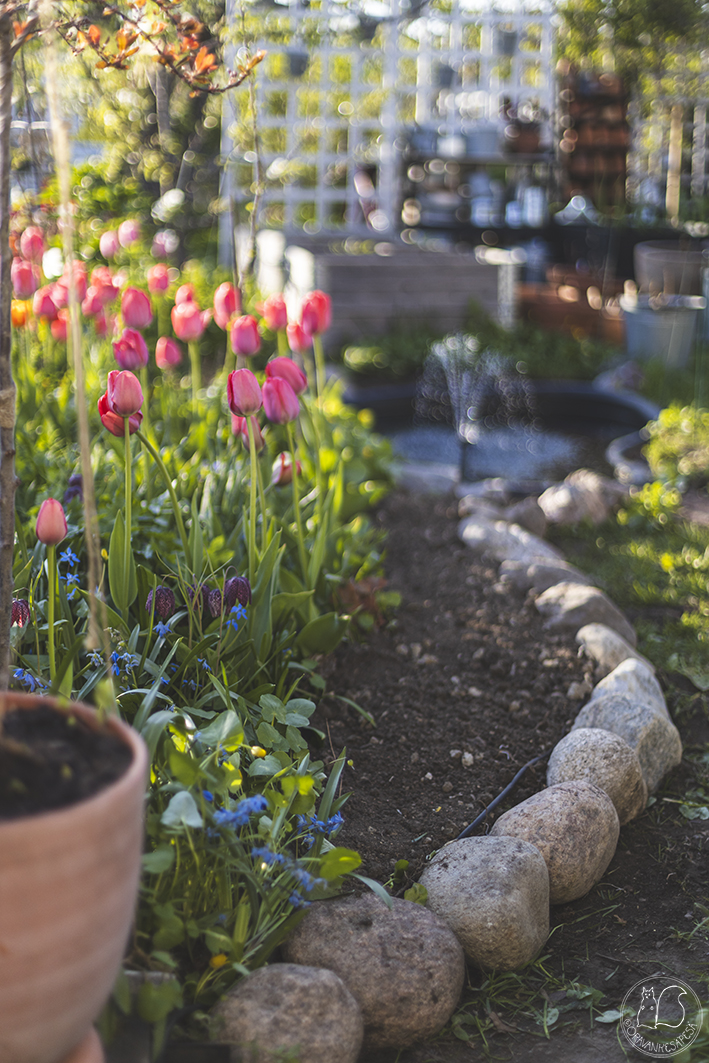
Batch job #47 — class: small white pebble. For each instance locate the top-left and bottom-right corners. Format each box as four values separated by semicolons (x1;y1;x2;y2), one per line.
449;749;463;759
461;752;475;768
472;647;485;661
396;643;410;657
468;686;482;697
450;675;460;685
424;772;433;781
410;752;420;764
410;642;422;660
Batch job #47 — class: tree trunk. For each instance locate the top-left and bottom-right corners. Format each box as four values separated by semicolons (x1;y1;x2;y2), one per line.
0;18;15;692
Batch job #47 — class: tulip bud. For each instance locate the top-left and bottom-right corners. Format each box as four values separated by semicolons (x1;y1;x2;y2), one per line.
175;283;196;305
147;264;170;294
51;310;69;343
231;414;265;452
118;219;141;248
224;575;252;609
106;369;143;416
301;290;332;335
213;282;240;330
272;452;302;486
11;258;40;299
11;598;31;627
82;286;104;317
152;230;178;258
20;226;44;263
146;585;176;620
113;327;149;370
230;315;261;357
227;368;262;417
155;336;182;369
36;498;68;545
286;322;312;354
265;356;308;395
171;300;209;341
121;287;153;329
262;377;300;424
260;293;288;332
98;392;143;438
62;260;87;302
33;285;58;321
90;266;119;305
99;230;120;259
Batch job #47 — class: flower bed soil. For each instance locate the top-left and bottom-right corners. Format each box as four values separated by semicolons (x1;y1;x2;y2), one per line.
313;489;709;1063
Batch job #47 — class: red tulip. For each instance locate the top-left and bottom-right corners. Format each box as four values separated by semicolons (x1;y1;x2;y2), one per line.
98;391;143;437
33;285;58;320
51;309;69;343
301;290;331;335
11;258;40;299
50;282;68;310
99;230;120;259
231;414;266;452
227;368;262;417
260;293;288;332
265;356;307;395
213;282;240;330
107;368;143;415
175;283;196;306
286;322;312;354
82;286;104;317
156;336;182;369
113;327;149;370
272;452;302;486
94;310;110;337
171;300;209;341
121;287;153;329
230;315;261;357
118;219;141;248
262;377;299;424
20;226;44;263
36;498;67;545
147;264;170;294
91;266;119;305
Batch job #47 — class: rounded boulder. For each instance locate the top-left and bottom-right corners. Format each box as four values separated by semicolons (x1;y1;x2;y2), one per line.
547;728;647;825
282;893;464;1049
490;780;620;904
209;963;363;1063
419;836;550;970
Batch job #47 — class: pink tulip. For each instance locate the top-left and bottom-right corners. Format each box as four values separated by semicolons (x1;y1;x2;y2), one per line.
51;282;68;310
62;261;87;302
230;315;261;357
260;293;288;332
99;230;120;260
286;322;312;354
301;290;332;335
11;258;40;299
155;336;182;369
51;310;69;343
36;498;67;545
33;285;58;320
107;368;143;415
213;282;240;330
113;327;149;370
171;300;209;342
118;219;141;248
20;226;44;263
121;287;153;329
147;264;170;294
265;356;307;396
94;310;110;337
98;392;143;437
262;377;299;424
152;230;178;258
91;266;119;305
231;414;265;452
82;286;104;317
272;452;302;486
175;283;196;306
227;368;262;417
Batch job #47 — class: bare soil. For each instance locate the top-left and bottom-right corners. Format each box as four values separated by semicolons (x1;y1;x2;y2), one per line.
315;490;709;1063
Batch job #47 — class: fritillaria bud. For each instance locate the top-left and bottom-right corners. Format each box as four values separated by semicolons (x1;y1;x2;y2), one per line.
11;599;30;627
224;576;252;609
146;585;176;620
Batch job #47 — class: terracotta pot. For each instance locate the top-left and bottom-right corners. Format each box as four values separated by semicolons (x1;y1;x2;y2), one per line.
0;694;149;1063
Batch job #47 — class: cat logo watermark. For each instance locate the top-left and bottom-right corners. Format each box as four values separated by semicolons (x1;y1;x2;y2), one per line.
620;975;704;1057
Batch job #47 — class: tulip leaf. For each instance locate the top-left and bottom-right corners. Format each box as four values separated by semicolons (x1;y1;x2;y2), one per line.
198;709;244;751
318;846;362;880
108;510;137;615
188;495;203;578
161;790;203;829
295;612;348;655
271;590;313;627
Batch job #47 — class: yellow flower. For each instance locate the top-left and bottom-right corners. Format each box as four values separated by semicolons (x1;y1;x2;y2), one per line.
250;745;266;758
209;953;228;969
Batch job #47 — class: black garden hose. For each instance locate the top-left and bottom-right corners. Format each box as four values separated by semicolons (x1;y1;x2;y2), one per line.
456;748;552;840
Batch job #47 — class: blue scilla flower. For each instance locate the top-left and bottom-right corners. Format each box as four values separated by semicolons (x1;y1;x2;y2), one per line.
59;547;80;567
202;790;214;802
226;603;248;632
213;794;268;829
13;668;41;692
252;845;286;866
60;572;80;600
198;657;212;673
154;620;171;638
87;650;103;668
288;892;312;910
110;651;122;676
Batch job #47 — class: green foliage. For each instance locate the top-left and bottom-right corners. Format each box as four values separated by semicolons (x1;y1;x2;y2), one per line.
643;404;709;488
336;325;445;382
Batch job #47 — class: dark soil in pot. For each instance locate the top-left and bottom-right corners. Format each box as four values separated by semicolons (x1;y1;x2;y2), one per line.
0;705;132;819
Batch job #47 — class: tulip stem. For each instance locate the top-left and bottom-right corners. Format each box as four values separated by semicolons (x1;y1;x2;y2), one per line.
223;334;233;379
189;341;202;405
286;422;308;587
46;544;56;685
139;367;152;501
124;417;132;616
277;329;289;358
253;433;268;553
312;334;326;403
135;430;191;564
246;417;259;586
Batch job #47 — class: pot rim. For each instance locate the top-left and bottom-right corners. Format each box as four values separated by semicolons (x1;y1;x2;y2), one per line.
0;691;148;830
